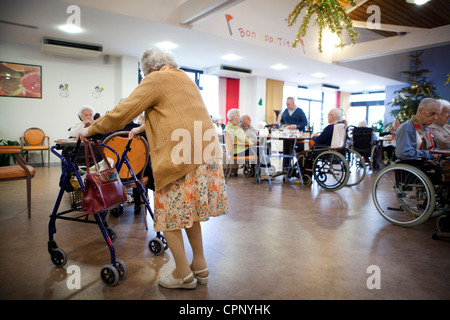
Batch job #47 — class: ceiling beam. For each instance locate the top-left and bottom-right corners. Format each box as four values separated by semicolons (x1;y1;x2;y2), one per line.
344;0;371;13
332;24;450;62
179;0;244;26
351;20;426;33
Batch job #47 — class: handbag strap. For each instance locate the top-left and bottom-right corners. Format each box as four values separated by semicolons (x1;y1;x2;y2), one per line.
84;139;113;173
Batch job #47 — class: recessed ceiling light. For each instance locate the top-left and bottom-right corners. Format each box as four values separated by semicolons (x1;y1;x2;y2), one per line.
58;24;83;33
156;41;178;50
311;72;327;78
271;63;288;70
405;0;430;5
222;53;241;61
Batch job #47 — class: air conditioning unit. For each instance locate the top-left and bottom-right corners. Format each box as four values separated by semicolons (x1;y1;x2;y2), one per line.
41;38;103;59
204;65;252;79
308;83;340;92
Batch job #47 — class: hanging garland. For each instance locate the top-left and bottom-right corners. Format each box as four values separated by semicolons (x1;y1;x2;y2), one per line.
286;0;359;53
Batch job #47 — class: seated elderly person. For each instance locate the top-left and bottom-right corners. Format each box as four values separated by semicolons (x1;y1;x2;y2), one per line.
69;105;95;138
240;114;258;143
430;99;450;150
309;108;344;148
225;108;253;156
395;98;441;161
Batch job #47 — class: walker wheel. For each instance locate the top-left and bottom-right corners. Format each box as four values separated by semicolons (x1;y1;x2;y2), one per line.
158;235;168;251
106;227;117;242
50;248;67;267
113;259;128;279
148;237;164;255
100;265;119;286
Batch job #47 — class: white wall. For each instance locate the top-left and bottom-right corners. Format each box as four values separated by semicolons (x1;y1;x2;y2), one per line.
0;41;138;164
239;76;266;126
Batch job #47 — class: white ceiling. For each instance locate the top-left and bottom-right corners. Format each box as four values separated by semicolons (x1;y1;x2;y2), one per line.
1;0;431;92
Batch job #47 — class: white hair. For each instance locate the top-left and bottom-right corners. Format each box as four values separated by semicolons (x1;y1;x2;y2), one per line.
329;108;342;120
227;108;240;121
140;48;178;76
418;98;441;111
358;120;368;127
437;99;450;111
78;105;95;119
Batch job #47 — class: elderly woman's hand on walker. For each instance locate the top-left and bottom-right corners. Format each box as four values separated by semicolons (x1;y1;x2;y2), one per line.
128;127;141;140
77;127;90;143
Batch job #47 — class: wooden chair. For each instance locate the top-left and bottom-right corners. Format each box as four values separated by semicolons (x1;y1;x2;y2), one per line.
20;127;50;167
102;131;151;229
0;146;35;218
224;132;258;183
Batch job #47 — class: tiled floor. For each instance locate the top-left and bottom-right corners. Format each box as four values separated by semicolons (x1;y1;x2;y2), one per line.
0;164;449;300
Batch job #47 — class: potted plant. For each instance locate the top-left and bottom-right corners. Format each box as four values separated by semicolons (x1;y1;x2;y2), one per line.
0;139;21;166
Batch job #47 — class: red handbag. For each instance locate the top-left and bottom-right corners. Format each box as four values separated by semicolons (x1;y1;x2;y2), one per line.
82;139;127;214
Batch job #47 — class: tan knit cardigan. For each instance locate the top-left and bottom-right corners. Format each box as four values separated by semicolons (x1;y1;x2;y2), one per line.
88;68;221;191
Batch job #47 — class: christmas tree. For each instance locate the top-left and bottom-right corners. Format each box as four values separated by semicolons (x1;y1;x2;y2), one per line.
390;51;440;122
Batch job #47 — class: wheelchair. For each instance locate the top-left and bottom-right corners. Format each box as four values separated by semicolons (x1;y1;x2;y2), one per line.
296;123;350;191
347;126;380;172
372;156;450;228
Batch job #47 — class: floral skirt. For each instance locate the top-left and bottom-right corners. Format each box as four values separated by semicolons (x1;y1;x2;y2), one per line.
153;159;229;232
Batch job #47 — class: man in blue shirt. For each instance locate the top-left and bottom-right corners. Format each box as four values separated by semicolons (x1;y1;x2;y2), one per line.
279;97;308;132
395;98;441;161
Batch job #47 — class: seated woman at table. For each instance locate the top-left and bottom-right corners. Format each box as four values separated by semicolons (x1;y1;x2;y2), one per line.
68;105;95;138
430;99;450;150
225;108;254;156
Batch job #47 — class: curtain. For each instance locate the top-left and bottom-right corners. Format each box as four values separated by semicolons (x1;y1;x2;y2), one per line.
265;79;284;124
226;78;240;122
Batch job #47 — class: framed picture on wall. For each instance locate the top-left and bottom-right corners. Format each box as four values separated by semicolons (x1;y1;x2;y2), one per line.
0;61;42;98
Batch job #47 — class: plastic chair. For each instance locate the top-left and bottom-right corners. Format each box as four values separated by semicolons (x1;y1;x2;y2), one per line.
20;127;50;167
102;131;151;229
0;145;35;217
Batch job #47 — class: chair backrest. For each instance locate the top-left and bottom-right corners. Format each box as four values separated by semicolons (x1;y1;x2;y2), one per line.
352;127;373;150
224;132;234;157
23;127;45;146
102;131;149;180
330;123;347;149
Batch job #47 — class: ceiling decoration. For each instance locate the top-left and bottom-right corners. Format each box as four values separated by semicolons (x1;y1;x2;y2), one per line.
286;0;359;52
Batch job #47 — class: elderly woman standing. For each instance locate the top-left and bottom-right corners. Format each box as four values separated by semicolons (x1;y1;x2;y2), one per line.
78;49;228;289
68;105;95;138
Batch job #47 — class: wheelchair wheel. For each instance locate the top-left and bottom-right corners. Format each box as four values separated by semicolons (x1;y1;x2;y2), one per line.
370;145;380;171
372;164;436;227
313;150;349;191
346;149;366;186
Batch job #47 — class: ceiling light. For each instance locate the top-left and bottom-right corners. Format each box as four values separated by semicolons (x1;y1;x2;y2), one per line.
311;72;327;79
271;63;288;70
405;0;431;5
222;54;241;61
346;80;360;85
58;24;82;33
156;41;178;50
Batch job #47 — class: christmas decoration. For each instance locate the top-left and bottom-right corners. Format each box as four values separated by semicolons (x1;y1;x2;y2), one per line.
390;51;440;122
286;0;359;53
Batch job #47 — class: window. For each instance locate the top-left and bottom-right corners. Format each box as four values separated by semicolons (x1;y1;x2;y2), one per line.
182;68;220;116
348;92;386;127
295;86;337;133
